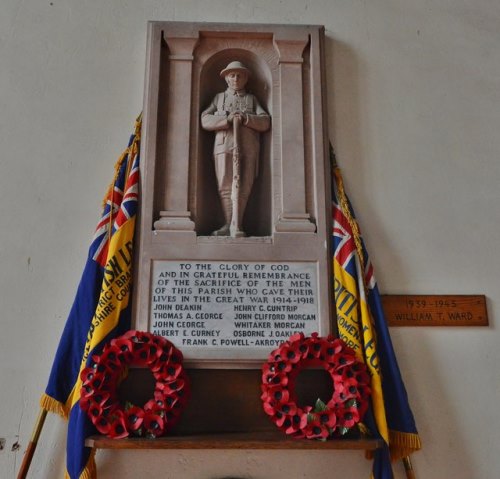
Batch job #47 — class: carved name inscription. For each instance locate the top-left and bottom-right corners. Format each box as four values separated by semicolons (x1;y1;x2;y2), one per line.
150;261;319;349
382;295;488;326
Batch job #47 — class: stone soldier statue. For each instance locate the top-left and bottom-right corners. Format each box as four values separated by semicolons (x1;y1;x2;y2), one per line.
201;61;270;237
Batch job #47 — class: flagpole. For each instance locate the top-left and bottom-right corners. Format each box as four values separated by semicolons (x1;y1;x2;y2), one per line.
402;455;416;479
17;408;47;479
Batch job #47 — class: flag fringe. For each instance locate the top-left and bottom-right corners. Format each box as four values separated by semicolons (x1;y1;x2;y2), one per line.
40;393;68;419
389;430;422;462
64;450;96;479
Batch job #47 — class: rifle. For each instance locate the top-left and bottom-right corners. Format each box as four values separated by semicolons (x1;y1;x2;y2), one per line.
230;115;243;237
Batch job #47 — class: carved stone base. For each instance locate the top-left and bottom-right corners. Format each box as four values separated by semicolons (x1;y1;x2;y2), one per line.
154;211;195;231
275;213;316;233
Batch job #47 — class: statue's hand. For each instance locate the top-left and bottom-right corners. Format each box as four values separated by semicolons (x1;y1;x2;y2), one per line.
228;112;246;124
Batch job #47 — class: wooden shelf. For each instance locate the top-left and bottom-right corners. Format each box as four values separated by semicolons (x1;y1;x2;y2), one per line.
86;431;383;451
96;370;383;453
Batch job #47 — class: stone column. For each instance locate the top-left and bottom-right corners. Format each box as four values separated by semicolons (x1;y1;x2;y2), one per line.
154;34;199;231
273;33;316;233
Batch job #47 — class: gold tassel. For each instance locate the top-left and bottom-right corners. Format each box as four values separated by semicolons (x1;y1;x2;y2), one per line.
39;393;68;419
389;430;422;462
63;450;96;479
78;450;97;479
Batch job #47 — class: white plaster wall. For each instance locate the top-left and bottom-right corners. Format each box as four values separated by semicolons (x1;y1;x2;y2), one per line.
1;1;499;478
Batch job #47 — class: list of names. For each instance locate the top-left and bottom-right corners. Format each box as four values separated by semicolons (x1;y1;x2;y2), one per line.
150;261;319;349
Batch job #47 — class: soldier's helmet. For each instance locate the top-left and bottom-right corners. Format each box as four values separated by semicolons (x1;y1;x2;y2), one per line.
220;61;251;78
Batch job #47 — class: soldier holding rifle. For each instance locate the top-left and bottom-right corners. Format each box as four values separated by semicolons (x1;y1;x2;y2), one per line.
201;61;270;237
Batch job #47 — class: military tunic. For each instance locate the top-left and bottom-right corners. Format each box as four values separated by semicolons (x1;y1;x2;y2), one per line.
201;88;270;212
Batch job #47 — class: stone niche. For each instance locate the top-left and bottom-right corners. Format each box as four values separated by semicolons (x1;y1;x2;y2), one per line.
133;22;332;367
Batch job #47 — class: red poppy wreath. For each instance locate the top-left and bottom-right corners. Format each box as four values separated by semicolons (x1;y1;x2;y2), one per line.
80;330;189;439
261;333;371;440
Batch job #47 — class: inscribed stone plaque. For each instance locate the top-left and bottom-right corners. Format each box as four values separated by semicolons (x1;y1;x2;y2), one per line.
150;261;319;357
133;22;332;367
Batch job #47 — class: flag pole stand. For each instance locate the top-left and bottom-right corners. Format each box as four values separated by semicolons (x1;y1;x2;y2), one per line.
402;455;416;479
17;408;47;479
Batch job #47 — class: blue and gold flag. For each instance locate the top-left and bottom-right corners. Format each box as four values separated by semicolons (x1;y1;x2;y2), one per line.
332;164;421;478
41;116;141;479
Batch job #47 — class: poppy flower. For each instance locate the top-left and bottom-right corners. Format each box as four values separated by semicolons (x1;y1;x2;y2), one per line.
149;334;164;346
262;398;276;415
108;413;129;439
342;377;361;400
80;382;97;400
263;370;289;387
153;361;183;379
94;416;112;435
331;351;356;370
143;413;165;437
109;337;134;360
330;375;348;404
147;390;173;412
337;405;360;430
81;390;111;412
156;377;185;395
88;371;118;396
268;385;290;404
80;367;97;384
307;334;326;359
269;348;283;363
125;407;145;431
317;409;337;428
323;339;344;361
265;401;294;427
87;403;104;423
261;362;276;377
143;398;163;414
79;396;95;413
91;391;112;407
82;364;106;383
277;402;297;417
164;395;184;415
303;419;330;439
98;347;123;372
130;342;157;366
168;349;184;365
265;359;294;377
283;409;307;436
279;342;304;364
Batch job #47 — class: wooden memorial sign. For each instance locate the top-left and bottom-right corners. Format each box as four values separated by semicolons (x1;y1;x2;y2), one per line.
382;295;488;327
133;22;332;367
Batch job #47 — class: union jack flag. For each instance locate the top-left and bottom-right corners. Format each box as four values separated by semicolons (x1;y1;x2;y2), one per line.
332;200;375;290
92;150;139;266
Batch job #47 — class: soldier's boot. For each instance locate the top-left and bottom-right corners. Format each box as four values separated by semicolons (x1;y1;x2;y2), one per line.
231;194;249;237
211;197;232;236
